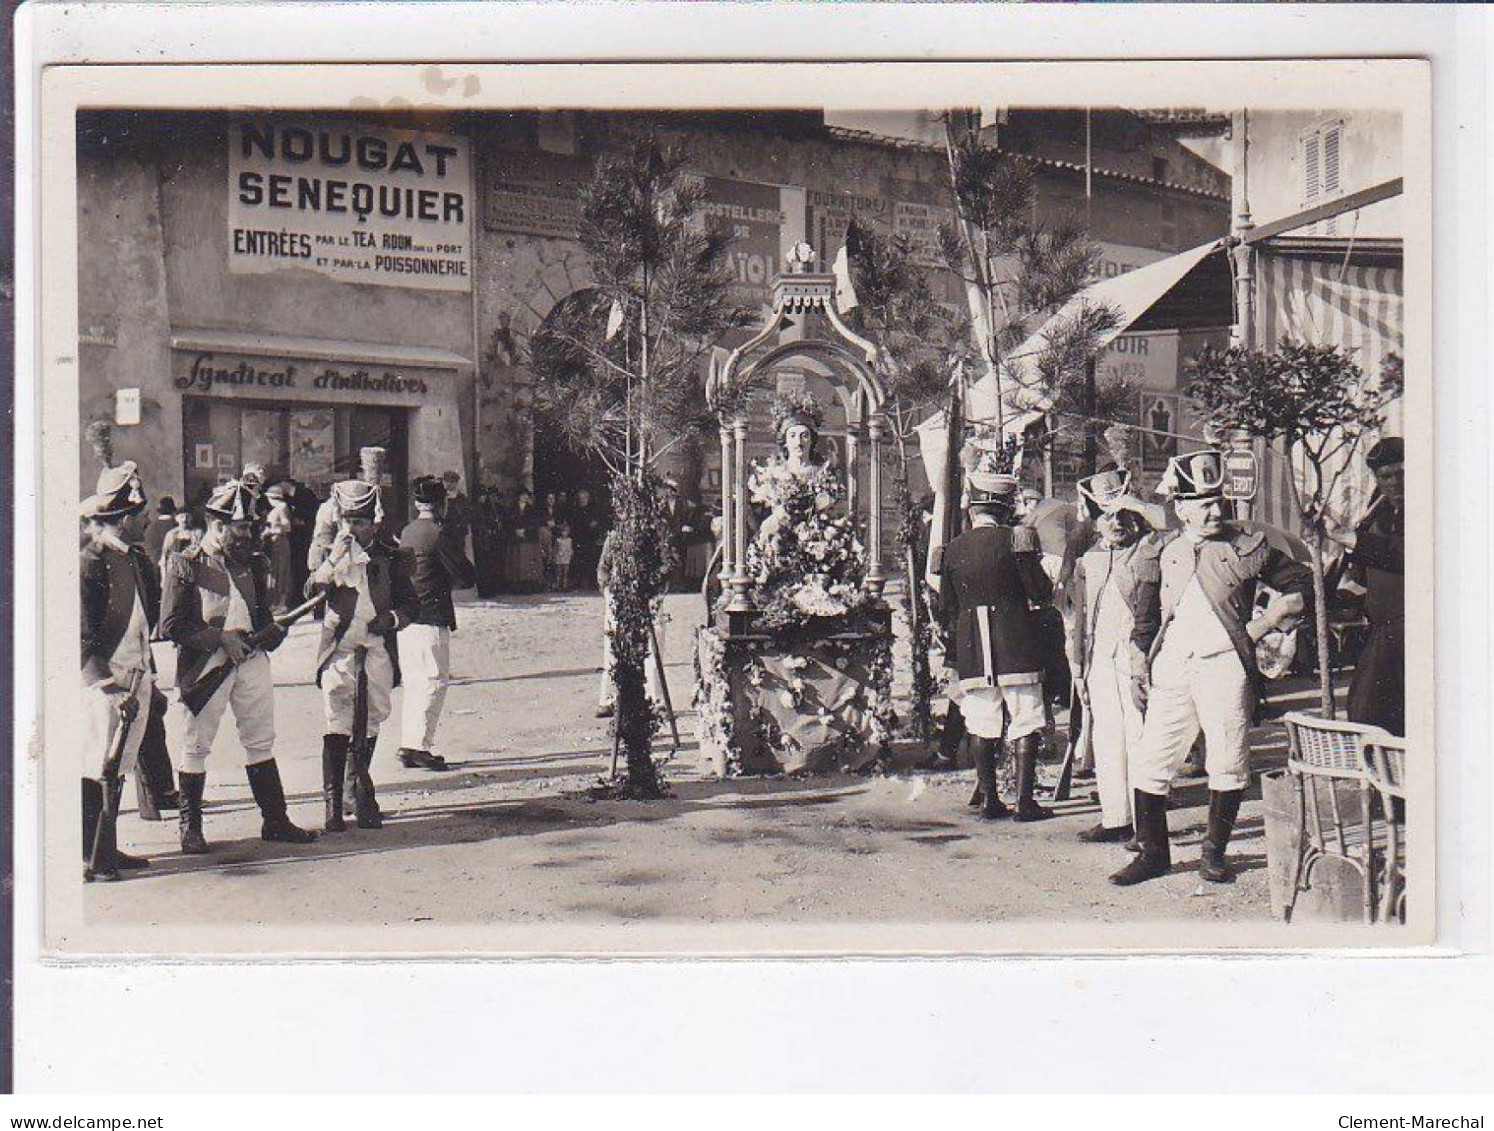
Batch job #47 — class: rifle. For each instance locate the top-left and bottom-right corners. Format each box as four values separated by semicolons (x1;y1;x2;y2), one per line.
180;592;326;715
89;667;145;879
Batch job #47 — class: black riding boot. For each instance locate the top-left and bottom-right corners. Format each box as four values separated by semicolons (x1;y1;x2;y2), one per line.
1109;789;1172;886
972;738;1011;820
246;760;317;844
1012;734;1053;822
322;735;349;832
82;777;104;861
178;770;210;854
350;738;383;830
935;703;965;771
1200;789;1245;884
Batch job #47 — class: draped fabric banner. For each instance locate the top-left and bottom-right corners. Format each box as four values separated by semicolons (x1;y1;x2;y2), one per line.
1252;251;1404;534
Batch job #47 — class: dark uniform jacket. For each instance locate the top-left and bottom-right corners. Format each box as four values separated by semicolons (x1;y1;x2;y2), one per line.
1347;500;1404;734
1151;525;1313;702
935;521;1054;688
160;544;281;706
81;540;160;686
312;538;418;688
398;516;476;629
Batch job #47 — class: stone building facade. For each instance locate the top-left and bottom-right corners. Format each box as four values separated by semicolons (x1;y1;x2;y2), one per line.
76;107;1229;522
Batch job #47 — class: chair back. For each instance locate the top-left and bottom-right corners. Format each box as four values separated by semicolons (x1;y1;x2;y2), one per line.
1283;712;1388;781
1361;734;1408;800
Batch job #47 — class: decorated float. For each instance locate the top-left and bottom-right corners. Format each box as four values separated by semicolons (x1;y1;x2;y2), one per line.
694;244;896;775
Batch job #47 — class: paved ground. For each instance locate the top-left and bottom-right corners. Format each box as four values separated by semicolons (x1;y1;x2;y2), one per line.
85;589;1321;938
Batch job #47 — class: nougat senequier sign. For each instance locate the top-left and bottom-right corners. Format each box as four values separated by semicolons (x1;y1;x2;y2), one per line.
228;120;473;292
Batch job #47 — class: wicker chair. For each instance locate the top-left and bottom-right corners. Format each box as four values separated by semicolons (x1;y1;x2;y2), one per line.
1362;734;1408;924
1282;712;1390;925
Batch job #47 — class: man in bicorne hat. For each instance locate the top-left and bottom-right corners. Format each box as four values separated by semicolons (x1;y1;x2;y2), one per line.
308;446;387;578
309;478;418;830
396;475;475;772
1066;466;1165;844
161;479;317;852
1111;450;1312;886
80;462;158;880
1328;436;1405;736
934;450;1057;822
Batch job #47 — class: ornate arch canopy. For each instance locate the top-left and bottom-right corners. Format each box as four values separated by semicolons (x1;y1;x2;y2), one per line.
711;243;892;619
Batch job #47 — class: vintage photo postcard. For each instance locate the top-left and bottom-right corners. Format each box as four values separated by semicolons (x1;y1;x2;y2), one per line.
31;58;1433;957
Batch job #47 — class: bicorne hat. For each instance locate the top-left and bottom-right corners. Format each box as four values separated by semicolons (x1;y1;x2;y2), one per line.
411;475;447;508
204;478;262;523
1077;465;1165;528
80;461;148;521
1157;449;1226;502
332;479;382;521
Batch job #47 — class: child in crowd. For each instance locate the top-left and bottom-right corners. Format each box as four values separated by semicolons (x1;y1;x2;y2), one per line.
554;522;574;590
537;519;556;590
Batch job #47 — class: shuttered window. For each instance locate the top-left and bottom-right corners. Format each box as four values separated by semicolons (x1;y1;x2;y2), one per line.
1301;119;1345;236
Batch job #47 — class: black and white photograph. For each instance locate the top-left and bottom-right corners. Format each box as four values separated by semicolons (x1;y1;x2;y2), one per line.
32;58;1433;959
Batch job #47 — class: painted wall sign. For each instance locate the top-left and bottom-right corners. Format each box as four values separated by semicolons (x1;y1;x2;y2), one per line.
173;351;439;404
690;175;806;313
483;150;589;239
806;189;890;268
1098;330;1182;394
893;201;954;269
228;120;473;291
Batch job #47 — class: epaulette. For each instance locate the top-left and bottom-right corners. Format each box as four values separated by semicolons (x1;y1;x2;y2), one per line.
1011;525;1039;554
1231;529;1267;556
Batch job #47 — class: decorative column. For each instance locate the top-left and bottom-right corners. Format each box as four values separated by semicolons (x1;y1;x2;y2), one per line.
865;414;887;599
726;416;753;614
718;422;735;585
845;429;860;529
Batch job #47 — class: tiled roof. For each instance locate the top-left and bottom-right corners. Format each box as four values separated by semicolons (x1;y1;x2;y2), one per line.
821;124;1230;203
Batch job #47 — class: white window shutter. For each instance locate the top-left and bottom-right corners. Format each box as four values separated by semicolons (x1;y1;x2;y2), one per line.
1323;124;1342;196
1303;129;1322;202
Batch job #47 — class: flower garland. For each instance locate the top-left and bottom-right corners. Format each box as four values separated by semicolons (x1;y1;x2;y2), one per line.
743;455;870;632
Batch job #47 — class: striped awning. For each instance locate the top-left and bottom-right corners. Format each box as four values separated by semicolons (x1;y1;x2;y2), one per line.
1252;240;1404;534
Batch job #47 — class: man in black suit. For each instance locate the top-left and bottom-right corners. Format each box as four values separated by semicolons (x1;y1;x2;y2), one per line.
396;475;476;772
79;462;159;880
934;452;1056;822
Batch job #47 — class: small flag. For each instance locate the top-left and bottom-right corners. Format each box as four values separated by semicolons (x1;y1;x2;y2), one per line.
832;244;859;314
605;299;625;341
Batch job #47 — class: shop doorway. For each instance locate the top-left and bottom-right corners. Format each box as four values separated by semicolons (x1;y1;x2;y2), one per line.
182;398;411;520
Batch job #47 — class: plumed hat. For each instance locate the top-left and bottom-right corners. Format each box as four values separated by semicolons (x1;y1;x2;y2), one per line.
332;479;382;521
961;433;1021;506
204;478;262;523
1366;436;1404;470
80;461;148;520
411;475;447;508
1157;449;1226;502
359;446;388;485
1077;466;1165;529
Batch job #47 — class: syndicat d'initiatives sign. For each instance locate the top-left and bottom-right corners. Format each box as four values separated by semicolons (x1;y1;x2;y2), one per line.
227;119;473;292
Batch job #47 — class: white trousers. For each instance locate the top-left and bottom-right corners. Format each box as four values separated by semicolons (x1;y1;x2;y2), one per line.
399;623;451;752
180;652;276;773
959;680;1046;742
1131;645;1253;795
322;641;394;737
597;593;664;707
1086;656;1146;829
80;665;154;780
